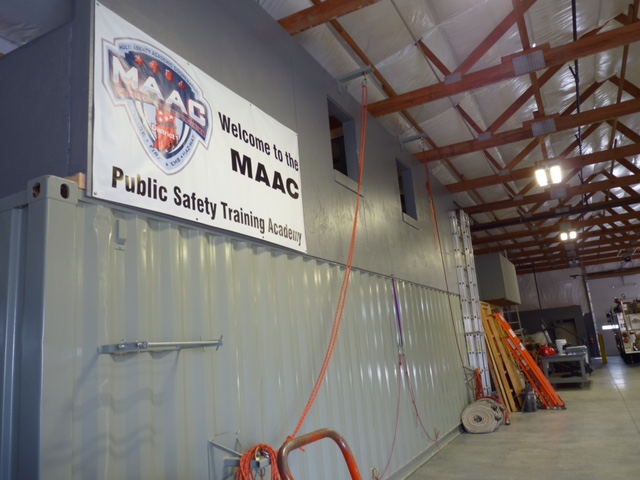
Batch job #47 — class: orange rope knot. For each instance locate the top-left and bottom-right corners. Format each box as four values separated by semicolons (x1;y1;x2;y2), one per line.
236;444;281;480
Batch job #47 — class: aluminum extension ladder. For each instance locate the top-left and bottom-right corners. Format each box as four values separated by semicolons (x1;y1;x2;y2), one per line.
449;210;491;395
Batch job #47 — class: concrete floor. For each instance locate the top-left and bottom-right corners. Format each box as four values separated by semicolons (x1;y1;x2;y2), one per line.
407;356;640;480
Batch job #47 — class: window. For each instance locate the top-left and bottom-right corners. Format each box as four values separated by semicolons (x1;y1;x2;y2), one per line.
397;160;417;221
328;99;358;182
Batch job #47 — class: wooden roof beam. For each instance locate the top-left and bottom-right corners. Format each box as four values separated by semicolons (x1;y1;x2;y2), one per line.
471;211;640;245
447;126;640;194
448;78;603;194
515;243;638;264
502;238;640;264
278;0;380;34
490;235;637;262
455;0;537;74
607;4;636;149
420;96;640;162
484;24;604;138
368;20;640;118
475;225;640;257
470;194;640;232
464;171;640;216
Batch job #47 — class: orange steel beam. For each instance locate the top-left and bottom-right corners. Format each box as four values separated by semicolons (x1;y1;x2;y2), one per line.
368;21;640;117
278;0;380;35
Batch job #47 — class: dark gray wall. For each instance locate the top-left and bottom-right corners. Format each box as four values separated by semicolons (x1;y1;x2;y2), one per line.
507;305;598;357
0;0;457;288
0;24;73;189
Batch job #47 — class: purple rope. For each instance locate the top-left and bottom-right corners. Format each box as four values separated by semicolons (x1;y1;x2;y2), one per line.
391;277;404;349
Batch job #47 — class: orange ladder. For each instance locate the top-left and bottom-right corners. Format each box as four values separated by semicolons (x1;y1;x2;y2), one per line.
493;312;566;409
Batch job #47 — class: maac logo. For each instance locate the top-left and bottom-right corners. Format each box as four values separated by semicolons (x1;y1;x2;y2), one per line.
103;39;211;174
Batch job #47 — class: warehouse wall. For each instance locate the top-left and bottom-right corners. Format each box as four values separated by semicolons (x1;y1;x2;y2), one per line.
0;0;457;288
517;267;640;357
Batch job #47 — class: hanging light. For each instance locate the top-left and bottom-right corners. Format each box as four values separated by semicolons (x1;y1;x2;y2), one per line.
560;230;577;241
535;164;562;186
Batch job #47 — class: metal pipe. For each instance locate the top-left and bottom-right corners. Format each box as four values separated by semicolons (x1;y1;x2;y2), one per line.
571;0;587;208
532;263;543;310
278;429;362;480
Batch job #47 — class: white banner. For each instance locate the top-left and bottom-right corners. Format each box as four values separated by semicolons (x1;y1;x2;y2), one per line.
92;3;306;252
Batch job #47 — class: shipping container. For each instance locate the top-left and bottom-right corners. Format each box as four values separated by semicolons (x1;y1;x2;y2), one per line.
1;176;470;479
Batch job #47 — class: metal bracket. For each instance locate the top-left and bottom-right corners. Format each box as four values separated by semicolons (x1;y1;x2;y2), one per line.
444;72;462;85
209;440;271;470
513;49;546;76
336;66;373;83
400;132;429;144
531;117;557;136
98;336;223;355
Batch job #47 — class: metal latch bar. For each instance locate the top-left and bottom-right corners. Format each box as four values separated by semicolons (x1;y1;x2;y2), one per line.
98;336;223;355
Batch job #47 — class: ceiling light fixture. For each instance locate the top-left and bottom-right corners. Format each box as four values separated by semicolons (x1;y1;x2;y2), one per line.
535;164;561;186
560;230;577;241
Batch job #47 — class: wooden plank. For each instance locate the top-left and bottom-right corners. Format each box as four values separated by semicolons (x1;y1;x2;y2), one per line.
480;303;523;411
486;347;514;413
65;172;86;190
480;303;513;410
485;323;517;412
484;313;525;403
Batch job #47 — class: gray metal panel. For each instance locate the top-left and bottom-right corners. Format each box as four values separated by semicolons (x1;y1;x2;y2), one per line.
2;178;471;479
0;26;73;196
0;206;26;480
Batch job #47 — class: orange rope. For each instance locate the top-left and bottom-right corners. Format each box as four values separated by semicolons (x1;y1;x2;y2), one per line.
288;80;369;442
474;368;484;400
236;444;281;480
422;153;473;392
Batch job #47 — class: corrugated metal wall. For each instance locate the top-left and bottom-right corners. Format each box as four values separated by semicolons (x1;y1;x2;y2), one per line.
0;197;27;479
1;179;471;479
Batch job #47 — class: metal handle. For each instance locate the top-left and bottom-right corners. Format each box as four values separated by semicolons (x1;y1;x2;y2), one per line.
98;336;223;355
277;429;362;480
